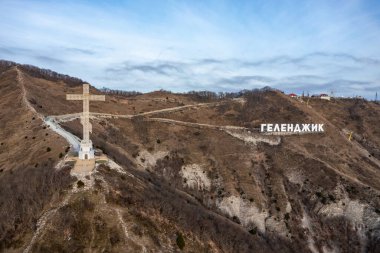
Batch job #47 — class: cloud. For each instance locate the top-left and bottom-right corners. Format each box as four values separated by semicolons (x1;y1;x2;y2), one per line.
0;46;65;64
283;75;326;82
35;55;64;64
0;46;33;55
197;58;224;65
64;47;95;55
325;79;377;92
219;75;275;85
106;61;185;76
0;47;14;55
0;0;379;98
274;79;379;98
306;52;380;65
100;52;380;97
239;53;380;70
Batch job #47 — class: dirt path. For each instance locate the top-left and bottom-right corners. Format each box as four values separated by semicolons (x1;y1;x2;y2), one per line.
289;142;380;190
22;158;123;252
50;100;230;122
136;100;228;117
146;117;239;130
23;192;71;253
15;67;39;116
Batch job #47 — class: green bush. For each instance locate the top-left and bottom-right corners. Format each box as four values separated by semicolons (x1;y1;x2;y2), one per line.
176;232;185;250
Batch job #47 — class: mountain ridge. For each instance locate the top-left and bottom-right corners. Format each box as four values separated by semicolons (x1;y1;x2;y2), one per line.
0;62;379;252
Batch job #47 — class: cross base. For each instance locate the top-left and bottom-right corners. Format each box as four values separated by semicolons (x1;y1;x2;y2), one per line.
79;141;95;160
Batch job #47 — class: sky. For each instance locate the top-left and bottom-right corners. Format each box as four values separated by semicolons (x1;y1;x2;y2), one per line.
0;0;380;98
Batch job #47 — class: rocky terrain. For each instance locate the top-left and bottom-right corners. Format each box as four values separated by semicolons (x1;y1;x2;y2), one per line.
0;60;379;253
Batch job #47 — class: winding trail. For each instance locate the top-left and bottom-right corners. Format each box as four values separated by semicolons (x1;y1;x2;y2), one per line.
45;117;81;151
137;100;228;117
49;100;231;122
146;117;253;131
23;193;71;253
16;66;81;152
16;66;39;117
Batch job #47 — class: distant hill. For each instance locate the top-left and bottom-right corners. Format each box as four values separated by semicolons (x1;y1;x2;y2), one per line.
0;62;379;253
0;60;84;86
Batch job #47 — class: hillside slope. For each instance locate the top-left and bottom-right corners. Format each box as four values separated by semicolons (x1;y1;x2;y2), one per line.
0;62;379;252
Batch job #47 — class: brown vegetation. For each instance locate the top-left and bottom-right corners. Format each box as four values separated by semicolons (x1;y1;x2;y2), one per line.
0;62;379;252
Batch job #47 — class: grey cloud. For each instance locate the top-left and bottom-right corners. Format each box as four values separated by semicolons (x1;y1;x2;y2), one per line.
276;79;379;97
0;47;65;65
35;55;64;64
106;52;380;78
102;52;379;98
276;82;336;92
283;75;325;82
306;52;380;65
244;55;313;67
325;79;379;91
64;47;95;55
240;52;380;69
219;75;275;86
0;47;14;55
0;46;33;55
106;61;184;76
197;58;224;65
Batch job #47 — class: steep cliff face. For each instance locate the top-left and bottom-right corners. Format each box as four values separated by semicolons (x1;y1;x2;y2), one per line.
0;62;379;252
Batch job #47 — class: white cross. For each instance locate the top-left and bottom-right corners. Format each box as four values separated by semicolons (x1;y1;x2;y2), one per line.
66;83;105;159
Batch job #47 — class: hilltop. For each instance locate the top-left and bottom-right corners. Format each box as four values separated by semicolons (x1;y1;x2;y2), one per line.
0;61;379;253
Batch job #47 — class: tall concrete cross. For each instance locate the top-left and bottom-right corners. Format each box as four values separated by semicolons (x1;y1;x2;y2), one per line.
66;83;105;159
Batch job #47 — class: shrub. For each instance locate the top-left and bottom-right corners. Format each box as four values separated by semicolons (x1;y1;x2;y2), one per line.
232;216;241;224
176;232;185;250
0;160;73;249
328;194;336;202
77;180;85;188
46;147;51;152
59;153;63;158
249;227;257;235
109;227;121;245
